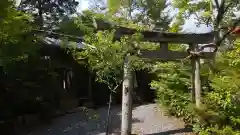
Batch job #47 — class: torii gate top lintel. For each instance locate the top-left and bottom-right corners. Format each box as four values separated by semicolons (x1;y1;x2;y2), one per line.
95;19;215;44
114;28;215;44
95;20;216;60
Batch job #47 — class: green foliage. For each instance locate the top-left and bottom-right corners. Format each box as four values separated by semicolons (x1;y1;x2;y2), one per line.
171;0;240;30
20;0;79;28
106;0;171;30
0;0;14;18
147;1;240;134
77;30;126;89
0;56;62;124
58;11;157;91
193;40;240;134
0;1;38;66
59;11;96;36
0;1;60;125
151;40;240;134
107;0;121;14
150;61;194;123
149;44;193;123
76;30;152;89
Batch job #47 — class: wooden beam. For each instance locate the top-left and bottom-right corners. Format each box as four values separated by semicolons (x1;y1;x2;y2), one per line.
139;50;214;61
96;19;215;44
33;26;215;45
114;30;215;44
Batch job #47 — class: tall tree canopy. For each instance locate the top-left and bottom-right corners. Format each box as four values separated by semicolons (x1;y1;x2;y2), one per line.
85;0;172;31
172;0;240;48
0;0;37;66
19;0;79;28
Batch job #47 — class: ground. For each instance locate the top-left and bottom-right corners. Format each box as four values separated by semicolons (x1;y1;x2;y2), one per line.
22;103;194;135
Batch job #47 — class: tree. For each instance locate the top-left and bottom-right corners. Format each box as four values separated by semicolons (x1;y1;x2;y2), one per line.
72;2;172;134
0;1;38;66
172;0;240;48
58;11;156;134
19;0;79;28
85;0;172;31
191;39;240;134
0;2;49;133
74;19;134;135
0;0;14;18
149;1;240;134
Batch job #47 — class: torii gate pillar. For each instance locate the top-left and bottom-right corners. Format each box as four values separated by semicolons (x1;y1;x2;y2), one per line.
190;44;201;108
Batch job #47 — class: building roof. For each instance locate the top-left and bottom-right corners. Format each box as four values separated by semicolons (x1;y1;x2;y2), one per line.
42;37;85;49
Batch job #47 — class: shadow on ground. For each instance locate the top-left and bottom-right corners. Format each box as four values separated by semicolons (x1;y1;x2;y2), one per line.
146;127;193;135
22;105;142;135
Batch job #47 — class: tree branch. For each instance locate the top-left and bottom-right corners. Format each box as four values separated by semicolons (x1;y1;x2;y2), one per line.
214;0;220;10
224;2;233;13
215;0;225;27
216;18;240;50
206;17;212;27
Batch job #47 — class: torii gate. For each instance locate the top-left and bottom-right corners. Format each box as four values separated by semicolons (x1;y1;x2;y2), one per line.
32;19;216;135
106;25;216;135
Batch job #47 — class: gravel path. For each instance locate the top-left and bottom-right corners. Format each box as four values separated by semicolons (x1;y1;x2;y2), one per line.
23;103;193;135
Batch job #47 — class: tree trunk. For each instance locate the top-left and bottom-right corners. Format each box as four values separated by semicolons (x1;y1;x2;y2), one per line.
105;89;112;135
37;0;44;28
121;55;133;135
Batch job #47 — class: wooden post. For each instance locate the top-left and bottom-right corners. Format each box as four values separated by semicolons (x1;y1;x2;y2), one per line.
191;44;201;108
190;45;195;103
160;42;168;51
121;54;133;135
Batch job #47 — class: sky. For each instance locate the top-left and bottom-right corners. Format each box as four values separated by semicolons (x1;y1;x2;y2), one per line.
77;0;90;11
76;0;212;33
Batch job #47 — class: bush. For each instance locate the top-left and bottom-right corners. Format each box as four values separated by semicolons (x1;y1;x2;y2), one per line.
150;62;194;123
151;42;240;134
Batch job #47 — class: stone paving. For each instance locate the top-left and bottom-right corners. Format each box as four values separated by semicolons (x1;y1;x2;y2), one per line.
23;103;194;135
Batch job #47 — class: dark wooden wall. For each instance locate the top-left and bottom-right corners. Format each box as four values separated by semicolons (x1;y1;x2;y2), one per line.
39;44;155;106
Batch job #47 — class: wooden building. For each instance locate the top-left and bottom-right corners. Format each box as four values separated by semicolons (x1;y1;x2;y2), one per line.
39;34;156;108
